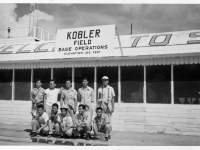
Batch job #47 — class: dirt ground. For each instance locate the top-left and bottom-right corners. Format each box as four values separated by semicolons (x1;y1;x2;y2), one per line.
0;123;200;146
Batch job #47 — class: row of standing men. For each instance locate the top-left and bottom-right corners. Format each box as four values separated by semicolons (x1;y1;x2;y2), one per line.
30;76;115;141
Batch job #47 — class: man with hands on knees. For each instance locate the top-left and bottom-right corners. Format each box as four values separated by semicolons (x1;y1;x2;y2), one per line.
93;107;112;141
30;104;49;137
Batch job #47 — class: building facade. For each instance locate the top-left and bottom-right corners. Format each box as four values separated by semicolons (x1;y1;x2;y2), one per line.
0;29;200;136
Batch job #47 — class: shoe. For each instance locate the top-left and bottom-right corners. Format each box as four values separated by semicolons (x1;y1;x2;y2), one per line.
108;135;111;139
86;134;90;141
105;136;109;141
31;132;37;137
93;136;99;140
47;134;52;138
58;135;64;138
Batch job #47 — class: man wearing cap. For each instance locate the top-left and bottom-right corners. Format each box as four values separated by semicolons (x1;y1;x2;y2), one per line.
77;77;94;122
30;78;45;118
60;79;77;123
58;105;74;138
97;76;115;126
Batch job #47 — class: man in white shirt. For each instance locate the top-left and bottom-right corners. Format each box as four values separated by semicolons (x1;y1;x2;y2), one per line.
44;79;63;117
30;104;49;137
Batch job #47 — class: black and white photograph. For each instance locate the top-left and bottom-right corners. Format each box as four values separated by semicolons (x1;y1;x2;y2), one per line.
0;1;200;147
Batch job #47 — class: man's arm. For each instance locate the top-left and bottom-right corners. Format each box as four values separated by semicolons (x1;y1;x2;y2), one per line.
60;92;64;107
111;88;115;113
58;87;64;94
43;93;47;111
37;120;48;134
77;89;81;103
97;88;100;107
30;90;35;103
74;91;78;113
91;89;94;103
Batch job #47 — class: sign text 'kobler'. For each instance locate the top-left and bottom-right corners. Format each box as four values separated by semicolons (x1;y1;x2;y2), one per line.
55;25;116;57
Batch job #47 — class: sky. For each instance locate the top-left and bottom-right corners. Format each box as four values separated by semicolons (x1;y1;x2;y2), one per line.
1;3;200;37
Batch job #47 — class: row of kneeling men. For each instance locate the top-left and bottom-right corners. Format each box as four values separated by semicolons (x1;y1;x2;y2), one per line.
30;103;112;141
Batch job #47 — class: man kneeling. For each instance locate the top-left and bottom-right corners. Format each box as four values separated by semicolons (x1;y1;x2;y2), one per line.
30;104;49;137
93;107;112;141
48;103;60;138
59;105;74;138
74;104;92;140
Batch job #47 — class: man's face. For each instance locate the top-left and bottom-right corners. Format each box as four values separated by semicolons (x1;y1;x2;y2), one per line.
37;108;43;116
96;109;102;117
82;79;88;87
102;79;109;86
65;81;71;89
61;109;67;116
52;106;58;114
49;81;56;89
35;81;42;88
78;106;85;114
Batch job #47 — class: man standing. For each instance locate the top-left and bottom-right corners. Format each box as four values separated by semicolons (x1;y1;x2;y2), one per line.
30;104;49;137
44;79;63;117
60;79;77;122
74;104;92;140
30;78;45;118
77;77;94;121
93;107;112;141
97;76;115;126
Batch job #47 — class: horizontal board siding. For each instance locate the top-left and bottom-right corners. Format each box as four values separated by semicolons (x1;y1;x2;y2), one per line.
1;101;200;136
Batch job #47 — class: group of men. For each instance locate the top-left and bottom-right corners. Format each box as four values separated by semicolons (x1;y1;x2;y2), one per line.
30;76;115;141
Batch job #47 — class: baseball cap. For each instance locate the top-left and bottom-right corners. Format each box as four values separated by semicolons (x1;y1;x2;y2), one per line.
101;76;109;80
60;105;68;111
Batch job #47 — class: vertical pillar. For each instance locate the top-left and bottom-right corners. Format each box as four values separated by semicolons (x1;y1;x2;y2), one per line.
94;66;97;107
72;67;75;89
11;69;15;102
143;65;147;104
30;68;34;91
171;64;174;104
118;65;121;106
51;68;53;79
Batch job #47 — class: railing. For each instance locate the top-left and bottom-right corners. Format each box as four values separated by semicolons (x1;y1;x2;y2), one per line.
0;26;56;41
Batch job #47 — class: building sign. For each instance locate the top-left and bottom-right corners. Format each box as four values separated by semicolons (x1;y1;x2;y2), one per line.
0;29;200;62
55;25;119;58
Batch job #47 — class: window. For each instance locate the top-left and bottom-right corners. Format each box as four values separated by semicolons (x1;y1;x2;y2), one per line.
97;67;118;102
121;66;144;103
174;64;200;104
33;69;51;90
53;68;72;88
0;70;12;100
75;67;94;91
15;69;31;100
146;65;171;104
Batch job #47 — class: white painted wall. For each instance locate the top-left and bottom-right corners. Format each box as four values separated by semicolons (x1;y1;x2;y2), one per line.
0;100;200;136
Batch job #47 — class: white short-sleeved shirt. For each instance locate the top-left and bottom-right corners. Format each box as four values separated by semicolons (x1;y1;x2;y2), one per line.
63;116;73;127
36;112;49;125
45;88;60;106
